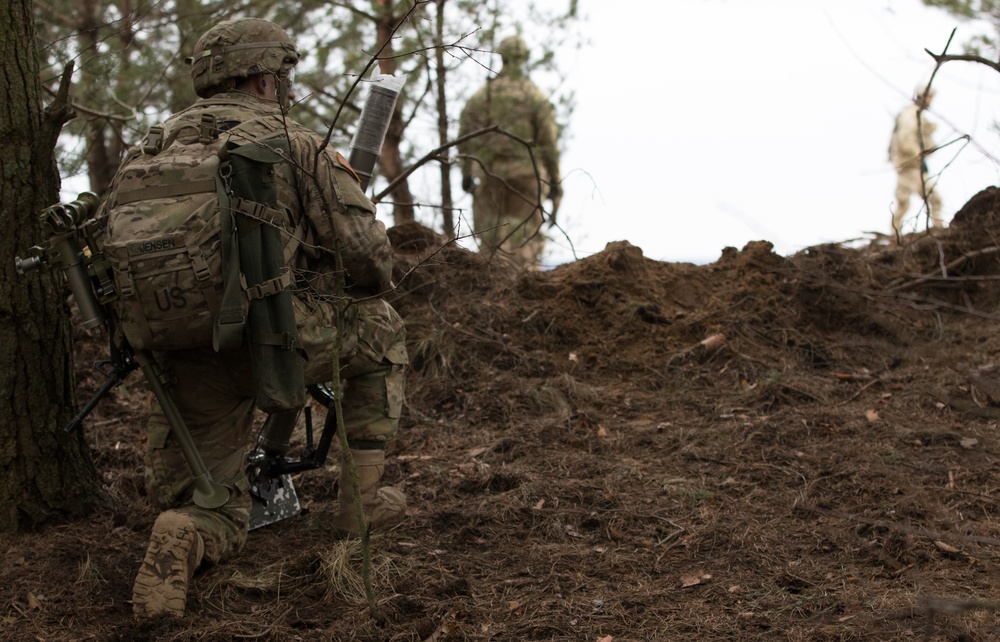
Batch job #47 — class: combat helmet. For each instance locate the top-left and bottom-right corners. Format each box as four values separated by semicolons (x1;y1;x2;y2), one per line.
188;18;300;98
497;35;529;67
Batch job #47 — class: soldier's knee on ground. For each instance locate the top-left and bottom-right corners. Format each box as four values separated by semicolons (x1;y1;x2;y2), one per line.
183;475;252;565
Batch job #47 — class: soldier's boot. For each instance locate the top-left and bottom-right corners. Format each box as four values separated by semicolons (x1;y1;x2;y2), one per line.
132;510;204;617
332;449;407;537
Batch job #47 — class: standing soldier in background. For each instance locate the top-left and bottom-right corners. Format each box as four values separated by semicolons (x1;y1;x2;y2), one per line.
459;34;562;269
99;18;408;617
889;82;944;234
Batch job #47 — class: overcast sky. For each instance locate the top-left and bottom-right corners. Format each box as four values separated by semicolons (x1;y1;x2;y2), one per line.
57;1;1000;268
512;0;1000;266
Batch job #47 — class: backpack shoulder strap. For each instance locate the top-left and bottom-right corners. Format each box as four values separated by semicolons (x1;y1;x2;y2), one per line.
213;146;246;352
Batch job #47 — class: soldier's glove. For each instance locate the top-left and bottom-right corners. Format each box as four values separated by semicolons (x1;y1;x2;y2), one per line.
462;175;474;193
547;184;563;227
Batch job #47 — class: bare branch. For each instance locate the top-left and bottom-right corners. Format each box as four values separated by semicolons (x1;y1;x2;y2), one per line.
374;125;499;201
925;50;1000;74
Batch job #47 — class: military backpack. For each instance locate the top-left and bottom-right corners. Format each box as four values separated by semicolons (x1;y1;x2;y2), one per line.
103;114;229;352
103;109;306;412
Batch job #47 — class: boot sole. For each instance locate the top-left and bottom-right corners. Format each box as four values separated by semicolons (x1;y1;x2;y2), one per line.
132;512;201;617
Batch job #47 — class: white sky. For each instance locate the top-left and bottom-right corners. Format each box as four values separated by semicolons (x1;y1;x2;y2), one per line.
58;1;1000;268
518;0;1000;266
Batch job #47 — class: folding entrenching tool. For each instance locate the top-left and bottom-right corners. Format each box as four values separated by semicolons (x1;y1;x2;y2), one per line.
247;467;301;530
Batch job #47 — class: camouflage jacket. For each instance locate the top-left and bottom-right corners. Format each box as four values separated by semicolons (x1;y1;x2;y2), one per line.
889;103;937;171
125;92;393;298
458;75;560;183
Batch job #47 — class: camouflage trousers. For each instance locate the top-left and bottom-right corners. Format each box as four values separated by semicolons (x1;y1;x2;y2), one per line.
143;295;407;564
471;173;546;268
893;166;943;233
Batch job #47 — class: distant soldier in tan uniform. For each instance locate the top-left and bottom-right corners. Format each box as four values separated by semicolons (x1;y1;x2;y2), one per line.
889;83;943;234
100;19;408;617
459;35;562;268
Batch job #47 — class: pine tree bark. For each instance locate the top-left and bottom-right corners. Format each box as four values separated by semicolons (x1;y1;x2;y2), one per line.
434;0;455;237
0;0;105;533
373;0;415;223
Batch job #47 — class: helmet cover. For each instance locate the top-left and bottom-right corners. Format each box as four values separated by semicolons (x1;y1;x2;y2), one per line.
189;18;299;97
497;35;529;66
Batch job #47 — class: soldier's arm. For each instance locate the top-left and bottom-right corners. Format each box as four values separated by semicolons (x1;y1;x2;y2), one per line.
893;112;921;161
457;102;477;191
534;90;562;194
921;116;938;150
295;136;393;292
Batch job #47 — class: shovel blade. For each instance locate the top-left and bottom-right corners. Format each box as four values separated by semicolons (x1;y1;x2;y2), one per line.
249;473;301;530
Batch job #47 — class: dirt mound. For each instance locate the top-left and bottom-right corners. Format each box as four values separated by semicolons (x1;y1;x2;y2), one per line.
6;194;1000;641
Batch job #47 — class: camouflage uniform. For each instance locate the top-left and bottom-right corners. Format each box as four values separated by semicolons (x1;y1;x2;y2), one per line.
105;21;407;614
458;35;561;268
889;98;943;233
131;92;407;563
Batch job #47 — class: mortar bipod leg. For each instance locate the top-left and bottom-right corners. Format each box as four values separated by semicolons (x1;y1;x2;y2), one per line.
134;351;231;509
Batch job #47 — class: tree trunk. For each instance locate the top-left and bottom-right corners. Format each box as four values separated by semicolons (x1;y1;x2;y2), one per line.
373;0;415;223
0;0;104;533
434;0;455;237
80;0;117;195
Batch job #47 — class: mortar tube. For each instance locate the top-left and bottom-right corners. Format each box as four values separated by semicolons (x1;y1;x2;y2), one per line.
54;233;105;330
256;409;302;457
347;148;379;192
348;74;407;192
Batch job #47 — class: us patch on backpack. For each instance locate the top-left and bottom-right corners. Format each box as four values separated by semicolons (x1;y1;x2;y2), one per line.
103;116;229;351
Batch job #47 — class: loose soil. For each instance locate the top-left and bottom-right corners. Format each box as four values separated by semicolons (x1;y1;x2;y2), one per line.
7;189;1000;641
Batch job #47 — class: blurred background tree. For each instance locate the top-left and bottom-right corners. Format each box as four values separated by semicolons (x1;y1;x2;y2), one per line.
921;0;1000;53
34;0;581;234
